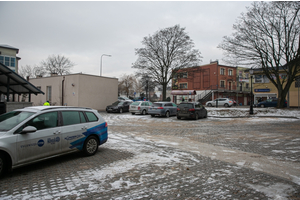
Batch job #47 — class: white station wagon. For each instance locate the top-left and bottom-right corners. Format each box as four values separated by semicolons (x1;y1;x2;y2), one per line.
0;106;108;176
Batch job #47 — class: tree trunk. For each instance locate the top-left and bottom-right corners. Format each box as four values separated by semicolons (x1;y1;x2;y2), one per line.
162;83;167;101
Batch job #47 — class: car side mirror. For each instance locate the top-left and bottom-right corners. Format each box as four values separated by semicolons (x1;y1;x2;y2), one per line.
20;126;37;134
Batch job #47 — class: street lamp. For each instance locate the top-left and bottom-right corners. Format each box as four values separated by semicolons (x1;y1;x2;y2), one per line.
145;75;149;100
100;54;112;76
249;68;254;115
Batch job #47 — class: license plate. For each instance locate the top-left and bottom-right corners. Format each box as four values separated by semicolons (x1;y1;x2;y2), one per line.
131;106;136;109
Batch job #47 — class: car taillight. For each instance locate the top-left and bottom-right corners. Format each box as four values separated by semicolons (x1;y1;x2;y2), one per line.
138;106;140;110
177;108;180;111
105;122;108;128
229;101;232;103
189;108;195;112
157;107;163;109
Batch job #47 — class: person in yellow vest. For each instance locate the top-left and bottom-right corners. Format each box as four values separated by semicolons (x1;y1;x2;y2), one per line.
43;101;50;106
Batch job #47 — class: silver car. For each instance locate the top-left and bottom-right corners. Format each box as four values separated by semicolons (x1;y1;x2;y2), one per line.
0;106;108;177
129;101;153;115
206;98;233;107
148;102;177;117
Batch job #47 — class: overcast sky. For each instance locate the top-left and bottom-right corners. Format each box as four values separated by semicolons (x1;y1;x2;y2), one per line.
0;1;252;79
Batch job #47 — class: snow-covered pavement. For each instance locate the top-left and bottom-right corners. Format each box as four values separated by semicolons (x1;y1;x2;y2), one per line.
0;107;300;199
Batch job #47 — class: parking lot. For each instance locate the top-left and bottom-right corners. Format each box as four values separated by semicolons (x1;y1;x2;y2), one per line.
1;109;300;199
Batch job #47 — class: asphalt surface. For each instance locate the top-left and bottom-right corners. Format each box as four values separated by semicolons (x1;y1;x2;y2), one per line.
1;111;300;199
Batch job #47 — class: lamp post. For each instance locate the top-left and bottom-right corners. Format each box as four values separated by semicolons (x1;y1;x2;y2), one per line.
100;54;112;76
145;75;149;100
249;68;254;115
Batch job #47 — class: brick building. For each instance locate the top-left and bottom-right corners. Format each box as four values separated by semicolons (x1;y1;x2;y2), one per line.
171;61;251;105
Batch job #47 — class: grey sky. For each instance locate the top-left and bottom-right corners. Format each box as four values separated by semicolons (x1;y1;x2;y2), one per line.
0;1;252;78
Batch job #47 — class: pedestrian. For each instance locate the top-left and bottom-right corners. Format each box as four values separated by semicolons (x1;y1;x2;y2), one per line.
43;101;50;106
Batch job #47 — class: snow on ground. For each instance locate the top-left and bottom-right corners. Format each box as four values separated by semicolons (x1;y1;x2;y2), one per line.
206;107;300;118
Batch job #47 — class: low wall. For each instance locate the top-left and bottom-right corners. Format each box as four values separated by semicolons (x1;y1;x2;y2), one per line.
5;102;33;112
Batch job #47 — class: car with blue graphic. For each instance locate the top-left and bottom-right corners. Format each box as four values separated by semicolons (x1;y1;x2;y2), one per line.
0;106;108;177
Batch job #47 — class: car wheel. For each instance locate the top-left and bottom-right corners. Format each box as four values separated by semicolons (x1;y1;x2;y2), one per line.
208;103;212;107
151;114;155;117
132;113;135;115
261;104;265;108
119;108;123;113
224;103;229;107
142;110;146;115
83;136;99;156
194;113;199;120
165;111;170;118
204;111;207;118
177;116;181;120
0;153;7;177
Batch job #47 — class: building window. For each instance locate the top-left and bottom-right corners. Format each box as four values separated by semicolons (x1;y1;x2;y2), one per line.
179;83;187;89
46;86;52;102
220;80;225;88
178;72;188;79
5;57;9;66
246;83;249;89
220;68;225;75
0;55;16;67
228;69;233;76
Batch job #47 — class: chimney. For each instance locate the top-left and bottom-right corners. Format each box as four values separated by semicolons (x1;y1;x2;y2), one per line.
51;73;58;77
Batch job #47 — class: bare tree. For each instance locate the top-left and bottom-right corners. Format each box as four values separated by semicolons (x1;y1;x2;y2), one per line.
132;25;202;100
18;65;46;79
118;74;136;97
218;2;300;108
40;54;75;76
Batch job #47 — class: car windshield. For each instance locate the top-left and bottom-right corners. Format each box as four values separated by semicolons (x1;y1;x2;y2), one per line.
112;101;120;106
153;103;162;107
0;111;35;131
120;96;130;100
178;103;193;109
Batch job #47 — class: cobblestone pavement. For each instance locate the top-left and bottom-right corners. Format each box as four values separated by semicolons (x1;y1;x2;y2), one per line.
1;112;300;199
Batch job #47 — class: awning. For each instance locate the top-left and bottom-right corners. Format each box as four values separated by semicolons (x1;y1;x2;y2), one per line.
171;90;197;95
0;63;44;95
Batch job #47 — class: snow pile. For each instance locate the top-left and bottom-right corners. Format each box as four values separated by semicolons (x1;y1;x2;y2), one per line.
207;107;300;118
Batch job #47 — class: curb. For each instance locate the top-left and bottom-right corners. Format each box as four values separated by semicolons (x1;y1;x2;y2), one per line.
208;115;299;119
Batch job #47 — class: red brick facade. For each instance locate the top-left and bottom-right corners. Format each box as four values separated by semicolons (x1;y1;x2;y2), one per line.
173;62;237;91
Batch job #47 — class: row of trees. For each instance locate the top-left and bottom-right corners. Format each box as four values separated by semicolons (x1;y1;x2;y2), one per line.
118;74;157;99
19;54;75;79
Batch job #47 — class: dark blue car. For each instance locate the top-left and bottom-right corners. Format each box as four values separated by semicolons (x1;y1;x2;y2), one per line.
256;98;287;108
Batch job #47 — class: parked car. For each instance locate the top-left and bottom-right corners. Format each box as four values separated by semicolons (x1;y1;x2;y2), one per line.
256;98;287;108
118;96;133;102
0;106;108;177
129;101;153;115
148;102;177;117
206;98;233;107
177;102;207;120
106;101;131;113
132;97;147;102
